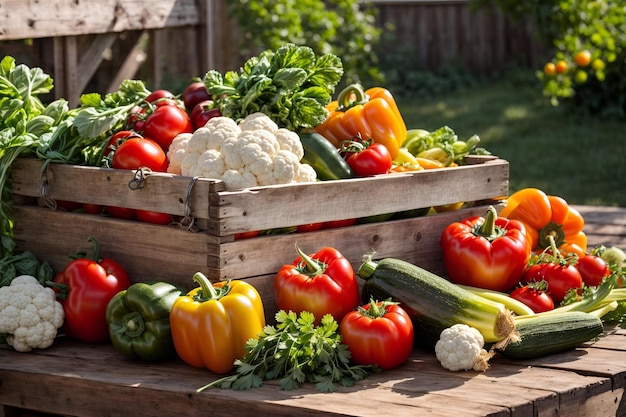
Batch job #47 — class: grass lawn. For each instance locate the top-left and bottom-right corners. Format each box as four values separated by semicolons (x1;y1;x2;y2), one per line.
397;76;626;207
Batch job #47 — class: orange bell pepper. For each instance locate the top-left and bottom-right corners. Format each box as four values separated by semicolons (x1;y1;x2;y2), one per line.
170;272;265;374
314;84;407;159
499;188;587;256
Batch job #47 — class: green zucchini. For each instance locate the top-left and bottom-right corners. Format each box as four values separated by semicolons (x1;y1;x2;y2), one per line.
501;311;603;359
298;132;353;180
358;257;517;349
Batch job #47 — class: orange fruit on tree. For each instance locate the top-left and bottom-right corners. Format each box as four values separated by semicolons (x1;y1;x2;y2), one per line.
592;59;605;71
574;70;588;84
574;50;592;67
555;60;568;74
544;62;556;76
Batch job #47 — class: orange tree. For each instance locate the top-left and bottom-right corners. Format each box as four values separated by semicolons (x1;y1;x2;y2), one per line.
471;0;625;118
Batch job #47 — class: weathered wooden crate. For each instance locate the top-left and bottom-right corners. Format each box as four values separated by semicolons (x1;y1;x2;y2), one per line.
10;156;508;305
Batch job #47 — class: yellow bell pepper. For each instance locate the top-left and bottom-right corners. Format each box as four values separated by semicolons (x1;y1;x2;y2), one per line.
315;84;407;159
170;272;265;374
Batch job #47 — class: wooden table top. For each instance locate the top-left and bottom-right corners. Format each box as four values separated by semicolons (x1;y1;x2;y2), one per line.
1;205;625;417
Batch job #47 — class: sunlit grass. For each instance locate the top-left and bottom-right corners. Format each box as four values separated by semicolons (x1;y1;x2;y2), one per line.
398;78;626;207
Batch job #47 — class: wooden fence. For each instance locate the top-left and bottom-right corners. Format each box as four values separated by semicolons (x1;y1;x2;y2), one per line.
0;0;550;103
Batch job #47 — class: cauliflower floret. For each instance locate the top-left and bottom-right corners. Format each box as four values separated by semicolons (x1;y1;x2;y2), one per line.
274;128;304;160
0;275;64;352
270;150;301;184
237;130;280;158
180;152;201;177
238;112;278;133
206;116;241;134
222;169;258;190
167;132;193;174
193;149;226;179
294;163;317;183
435;324;493;372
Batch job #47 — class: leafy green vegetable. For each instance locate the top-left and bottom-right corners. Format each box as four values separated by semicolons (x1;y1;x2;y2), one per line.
198;310;376;393
204;43;344;131
0;56;69;258
405;125;491;166
0;251;54;287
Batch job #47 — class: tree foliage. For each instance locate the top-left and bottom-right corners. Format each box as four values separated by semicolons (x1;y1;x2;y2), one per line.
223;0;384;86
471;0;626;118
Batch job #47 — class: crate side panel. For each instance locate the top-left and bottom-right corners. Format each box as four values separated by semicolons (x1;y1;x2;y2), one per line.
11;158;214;219
206;203;503;281
12;206;209;289
208;159;509;235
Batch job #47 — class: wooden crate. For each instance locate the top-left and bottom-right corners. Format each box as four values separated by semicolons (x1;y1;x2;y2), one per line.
10;156;508;304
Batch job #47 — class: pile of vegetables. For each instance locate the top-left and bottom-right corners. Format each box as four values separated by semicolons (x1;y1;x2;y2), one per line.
3;42;626;396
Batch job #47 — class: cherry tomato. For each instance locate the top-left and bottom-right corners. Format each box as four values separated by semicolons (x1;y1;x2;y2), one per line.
127;106;148;132
296;222;325;233
509;285;554;313
106;206;136;220
575;254;610;287
234;230;261;240
339;300;414;370
323;219;357;229
111;137;168;172
82;203;103;215
190;100;221;130
523;263;583;304
182;82;211;112
55;200;81;212
142;105;193;151
345;142;393;177
136;209;172;225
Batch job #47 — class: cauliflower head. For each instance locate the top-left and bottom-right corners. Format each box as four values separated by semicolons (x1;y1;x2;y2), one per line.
166;112;317;190
435;324;492;372
0;275;64;352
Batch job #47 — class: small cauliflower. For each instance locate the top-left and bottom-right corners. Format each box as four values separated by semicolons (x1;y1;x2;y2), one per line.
435;324;493;372
0;275;65;352
166;112;317;190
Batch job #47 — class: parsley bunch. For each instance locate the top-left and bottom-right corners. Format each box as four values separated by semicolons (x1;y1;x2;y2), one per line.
199;310;376;393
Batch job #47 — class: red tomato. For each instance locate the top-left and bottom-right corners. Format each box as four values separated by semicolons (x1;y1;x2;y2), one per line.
55;200;81;212
340;300;414;370
111;137;168;172
104;130;142;156
575;254;610;287
145;89;175;104
323;218;357;229
136;209;172;225
296;222;325;233
509;285;554;313
234;230;261;240
82;203;103;215
142;105;193;151
127;105;148;132
106;205;136;220
190;100;221;130
182;82;211;112
54;253;131;343
523;263;583;304
345;141;393;177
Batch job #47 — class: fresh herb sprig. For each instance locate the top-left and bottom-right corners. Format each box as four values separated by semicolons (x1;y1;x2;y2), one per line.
198;310;377;393
204;43;344;132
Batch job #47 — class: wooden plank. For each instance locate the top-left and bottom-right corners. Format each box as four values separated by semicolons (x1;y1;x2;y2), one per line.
0;0;203;41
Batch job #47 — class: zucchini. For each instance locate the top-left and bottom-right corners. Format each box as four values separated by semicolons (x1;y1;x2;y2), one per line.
358;257;517;348
299;132;353;180
501;311;603;359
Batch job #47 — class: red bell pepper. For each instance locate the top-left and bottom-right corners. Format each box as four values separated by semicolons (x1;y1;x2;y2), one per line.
440;205;531;292
339;299;414;370
53;237;132;343
274;245;360;324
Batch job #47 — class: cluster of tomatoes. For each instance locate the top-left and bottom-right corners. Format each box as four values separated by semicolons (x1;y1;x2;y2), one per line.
510;250;611;313
57;82;222;225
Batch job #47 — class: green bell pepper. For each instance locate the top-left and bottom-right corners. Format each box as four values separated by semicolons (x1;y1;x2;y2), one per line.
106;281;182;361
